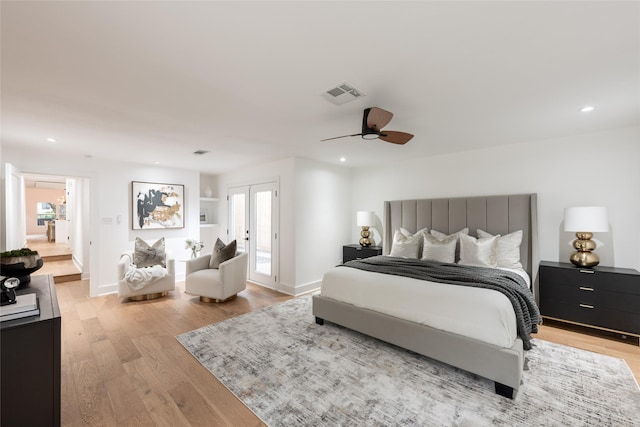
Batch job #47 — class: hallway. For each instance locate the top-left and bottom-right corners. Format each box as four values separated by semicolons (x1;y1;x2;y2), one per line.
28;235;82;283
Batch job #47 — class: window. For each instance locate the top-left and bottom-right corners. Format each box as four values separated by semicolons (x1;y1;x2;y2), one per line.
36;202;56;226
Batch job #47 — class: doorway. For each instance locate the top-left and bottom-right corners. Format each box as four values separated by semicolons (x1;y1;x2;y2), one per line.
228;182;279;288
5;166;89;283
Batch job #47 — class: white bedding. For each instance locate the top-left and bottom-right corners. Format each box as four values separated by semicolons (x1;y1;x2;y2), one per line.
321;265;530;348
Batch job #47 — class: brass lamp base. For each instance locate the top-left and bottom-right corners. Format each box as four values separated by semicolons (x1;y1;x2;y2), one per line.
359;226;371;247
569;232;600;267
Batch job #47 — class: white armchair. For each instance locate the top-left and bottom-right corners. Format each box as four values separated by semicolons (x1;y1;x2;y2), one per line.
117;251;176;300
185;252;248;302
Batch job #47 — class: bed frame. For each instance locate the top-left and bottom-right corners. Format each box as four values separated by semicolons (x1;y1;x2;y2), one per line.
312;194;538;398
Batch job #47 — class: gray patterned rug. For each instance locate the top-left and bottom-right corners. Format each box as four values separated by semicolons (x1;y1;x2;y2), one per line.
176;296;640;426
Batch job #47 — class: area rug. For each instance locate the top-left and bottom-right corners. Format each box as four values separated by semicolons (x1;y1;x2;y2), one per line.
176;296;640;426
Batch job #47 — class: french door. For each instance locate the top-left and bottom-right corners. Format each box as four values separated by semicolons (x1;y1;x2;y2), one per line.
228;182;278;288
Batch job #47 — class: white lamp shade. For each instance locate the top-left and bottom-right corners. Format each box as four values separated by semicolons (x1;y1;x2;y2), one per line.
356;211;374;227
564;206;609;232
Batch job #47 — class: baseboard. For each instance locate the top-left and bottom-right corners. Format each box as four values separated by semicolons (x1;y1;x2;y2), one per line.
72;254;83;274
276;280;320;296
246;280;320;297
96;283;118;297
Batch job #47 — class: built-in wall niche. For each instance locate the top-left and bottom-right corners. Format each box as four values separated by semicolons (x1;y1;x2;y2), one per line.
199;197;219;226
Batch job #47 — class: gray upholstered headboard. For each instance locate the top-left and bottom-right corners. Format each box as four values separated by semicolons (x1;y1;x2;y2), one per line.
383;194;539;292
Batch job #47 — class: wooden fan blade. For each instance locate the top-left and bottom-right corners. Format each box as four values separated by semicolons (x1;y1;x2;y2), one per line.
379;131;414;145
320;133;362;142
366;107;393;131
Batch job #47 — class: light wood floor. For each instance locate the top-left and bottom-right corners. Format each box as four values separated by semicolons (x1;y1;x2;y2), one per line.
56;279;639;426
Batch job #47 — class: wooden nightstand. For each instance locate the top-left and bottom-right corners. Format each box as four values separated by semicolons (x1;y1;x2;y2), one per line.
539;261;640;340
343;244;382;263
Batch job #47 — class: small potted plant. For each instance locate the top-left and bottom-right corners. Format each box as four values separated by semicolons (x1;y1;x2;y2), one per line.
185;239;204;259
0;248;44;288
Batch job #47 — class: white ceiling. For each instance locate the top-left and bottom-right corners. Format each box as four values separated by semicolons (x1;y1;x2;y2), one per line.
2;1;638;174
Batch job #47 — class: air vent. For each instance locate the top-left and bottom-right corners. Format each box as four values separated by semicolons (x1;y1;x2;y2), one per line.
193;150;209;156
322;82;365;106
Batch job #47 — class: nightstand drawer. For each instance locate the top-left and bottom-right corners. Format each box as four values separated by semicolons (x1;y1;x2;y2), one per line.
540;267;640;295
540;284;640;314
543;301;640;335
343;245;382;263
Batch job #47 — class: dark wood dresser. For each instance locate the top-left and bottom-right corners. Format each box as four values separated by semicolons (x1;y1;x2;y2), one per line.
342;244;383;263
539;261;640;339
1;274;61;426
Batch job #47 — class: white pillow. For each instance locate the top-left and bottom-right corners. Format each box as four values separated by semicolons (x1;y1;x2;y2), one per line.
430;228;469;261
400;227;428;238
458;233;499;268
421;233;456;263
389;228;423;258
477;229;523;269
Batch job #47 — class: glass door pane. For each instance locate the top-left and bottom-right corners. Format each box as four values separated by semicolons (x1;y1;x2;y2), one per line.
228;187;249;253
254;190;272;276
249;182;278;287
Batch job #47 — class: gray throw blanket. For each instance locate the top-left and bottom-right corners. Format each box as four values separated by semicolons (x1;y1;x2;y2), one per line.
339;256;541;350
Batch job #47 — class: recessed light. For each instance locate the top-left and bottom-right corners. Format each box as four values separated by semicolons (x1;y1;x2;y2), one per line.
339;157;346;163
580;106;594;113
47;138;57;143
153;161;161;165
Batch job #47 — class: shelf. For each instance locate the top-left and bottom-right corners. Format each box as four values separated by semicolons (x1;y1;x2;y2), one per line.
200;223;218;228
200;197;219;202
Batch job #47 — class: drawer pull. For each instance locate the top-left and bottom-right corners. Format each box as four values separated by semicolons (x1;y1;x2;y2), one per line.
579;304;594;309
579;269;595;274
579;287;594;291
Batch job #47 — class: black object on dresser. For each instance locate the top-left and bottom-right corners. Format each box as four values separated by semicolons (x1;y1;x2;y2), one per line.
343;244;383;263
1;274;61;427
539;261;640;339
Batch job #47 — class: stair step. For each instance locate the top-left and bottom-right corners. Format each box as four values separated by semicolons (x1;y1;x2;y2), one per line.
37;259;81;283
42;254;73;262
54;273;82;284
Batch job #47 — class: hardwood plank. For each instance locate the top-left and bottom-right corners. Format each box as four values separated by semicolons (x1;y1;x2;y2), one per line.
91;339;127;382
107;330;143;364
60;356;82;425
168;382;229;426
123;357;192;427
104;374;149;424
83;317;108;343
70;357;118;426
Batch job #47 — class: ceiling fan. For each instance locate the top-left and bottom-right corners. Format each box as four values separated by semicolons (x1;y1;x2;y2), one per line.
321;107;414;145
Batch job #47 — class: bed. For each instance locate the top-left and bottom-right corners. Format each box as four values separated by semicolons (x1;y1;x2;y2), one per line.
312;194;540;399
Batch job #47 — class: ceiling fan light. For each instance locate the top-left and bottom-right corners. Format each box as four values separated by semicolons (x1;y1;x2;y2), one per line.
362;132;379;140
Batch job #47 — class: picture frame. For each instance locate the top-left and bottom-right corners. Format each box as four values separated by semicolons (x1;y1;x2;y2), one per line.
132;181;185;230
200;209;207;224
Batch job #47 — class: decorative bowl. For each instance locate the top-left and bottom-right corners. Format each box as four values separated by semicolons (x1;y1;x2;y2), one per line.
0;252;44;289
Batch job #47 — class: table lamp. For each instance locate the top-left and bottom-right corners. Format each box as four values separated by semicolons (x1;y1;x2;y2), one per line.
356;211;374;247
564;206;608;267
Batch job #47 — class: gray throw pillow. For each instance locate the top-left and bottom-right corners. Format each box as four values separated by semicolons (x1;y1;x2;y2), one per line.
209;238;237;269
133;237;166;268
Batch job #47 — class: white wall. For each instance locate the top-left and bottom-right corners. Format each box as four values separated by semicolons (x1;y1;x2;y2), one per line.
294;158;351;294
95;163;200;295
351;126;640;271
2;146;201;296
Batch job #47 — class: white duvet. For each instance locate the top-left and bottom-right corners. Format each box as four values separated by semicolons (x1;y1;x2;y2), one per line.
320;265;530;348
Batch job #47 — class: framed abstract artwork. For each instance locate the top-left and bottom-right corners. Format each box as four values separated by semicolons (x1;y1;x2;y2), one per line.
132;181;185;230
